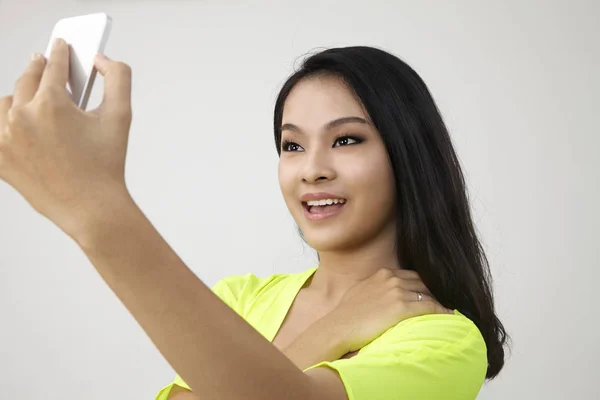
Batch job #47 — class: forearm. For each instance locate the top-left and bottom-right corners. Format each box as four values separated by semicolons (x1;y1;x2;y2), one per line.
283;317;348;371
74;194;312;400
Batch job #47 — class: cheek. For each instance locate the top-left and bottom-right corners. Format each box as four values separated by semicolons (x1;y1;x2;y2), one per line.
347;155;395;202
278;162;298;208
347;156;396;236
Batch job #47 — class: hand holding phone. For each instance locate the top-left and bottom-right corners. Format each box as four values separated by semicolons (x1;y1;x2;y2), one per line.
44;13;112;110
0;38;133;240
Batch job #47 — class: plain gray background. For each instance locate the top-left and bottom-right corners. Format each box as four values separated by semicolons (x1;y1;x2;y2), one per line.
1;0;598;399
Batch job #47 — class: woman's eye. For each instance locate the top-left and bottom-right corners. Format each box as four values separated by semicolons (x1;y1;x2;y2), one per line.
333;136;361;147
282;140;303;152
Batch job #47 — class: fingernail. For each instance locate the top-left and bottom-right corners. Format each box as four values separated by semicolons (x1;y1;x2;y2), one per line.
53;38;65;48
30;52;42;61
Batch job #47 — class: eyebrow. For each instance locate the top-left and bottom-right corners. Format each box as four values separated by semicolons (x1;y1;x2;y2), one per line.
281;116;370;133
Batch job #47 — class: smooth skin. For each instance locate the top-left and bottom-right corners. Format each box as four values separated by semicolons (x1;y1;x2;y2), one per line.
0;42;446;400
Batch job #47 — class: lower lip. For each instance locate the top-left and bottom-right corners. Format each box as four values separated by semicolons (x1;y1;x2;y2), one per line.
303;203;346;221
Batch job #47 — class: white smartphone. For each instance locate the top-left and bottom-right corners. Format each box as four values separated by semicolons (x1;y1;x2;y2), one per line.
44;13;112;110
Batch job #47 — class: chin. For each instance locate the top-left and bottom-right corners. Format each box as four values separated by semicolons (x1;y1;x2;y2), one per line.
302;226;366;252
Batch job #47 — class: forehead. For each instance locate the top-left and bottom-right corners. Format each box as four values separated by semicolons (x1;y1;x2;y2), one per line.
282;76;367;125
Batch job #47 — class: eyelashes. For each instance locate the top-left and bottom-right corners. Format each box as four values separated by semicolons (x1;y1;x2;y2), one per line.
281;134;365;152
281;140;301;152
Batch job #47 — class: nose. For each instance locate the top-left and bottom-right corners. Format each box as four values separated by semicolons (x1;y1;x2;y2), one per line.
301;149;336;184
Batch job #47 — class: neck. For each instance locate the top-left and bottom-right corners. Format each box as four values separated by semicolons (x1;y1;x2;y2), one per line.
305;225;401;305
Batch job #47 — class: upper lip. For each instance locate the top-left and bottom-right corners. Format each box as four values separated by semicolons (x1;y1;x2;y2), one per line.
300;192;347;202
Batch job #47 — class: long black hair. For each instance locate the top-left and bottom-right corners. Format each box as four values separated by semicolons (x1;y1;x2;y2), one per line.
272;46;508;379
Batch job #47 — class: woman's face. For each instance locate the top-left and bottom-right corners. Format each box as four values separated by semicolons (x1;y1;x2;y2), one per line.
278;75;396;252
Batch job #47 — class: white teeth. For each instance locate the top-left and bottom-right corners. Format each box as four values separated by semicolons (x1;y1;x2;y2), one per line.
306;199;347;206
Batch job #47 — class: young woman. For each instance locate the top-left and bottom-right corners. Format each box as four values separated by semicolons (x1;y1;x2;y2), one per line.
160;46;508;399
0;43;507;400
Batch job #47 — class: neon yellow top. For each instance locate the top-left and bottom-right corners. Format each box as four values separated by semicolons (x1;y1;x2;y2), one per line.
154;266;488;399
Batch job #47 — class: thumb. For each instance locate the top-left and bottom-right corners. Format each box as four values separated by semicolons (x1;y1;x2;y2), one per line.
90;53;132;118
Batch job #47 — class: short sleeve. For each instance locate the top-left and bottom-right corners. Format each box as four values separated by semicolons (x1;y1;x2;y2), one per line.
303;311;488;400
153;276;242;399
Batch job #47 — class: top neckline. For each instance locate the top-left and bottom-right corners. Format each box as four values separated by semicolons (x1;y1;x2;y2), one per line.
268;266;318;342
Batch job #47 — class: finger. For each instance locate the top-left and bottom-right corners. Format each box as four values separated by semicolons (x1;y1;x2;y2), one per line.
0;96;14;170
405;300;450;317
400;290;431;303
13;54;46;107
93;53;132;116
412;292;433;303
396;278;431;296
394;268;421;280
0;95;13;126
39;38;69;89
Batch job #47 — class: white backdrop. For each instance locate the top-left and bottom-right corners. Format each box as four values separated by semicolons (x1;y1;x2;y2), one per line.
1;1;598;399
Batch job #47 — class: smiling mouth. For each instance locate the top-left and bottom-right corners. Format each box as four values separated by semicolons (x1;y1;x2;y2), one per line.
302;199;347;216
